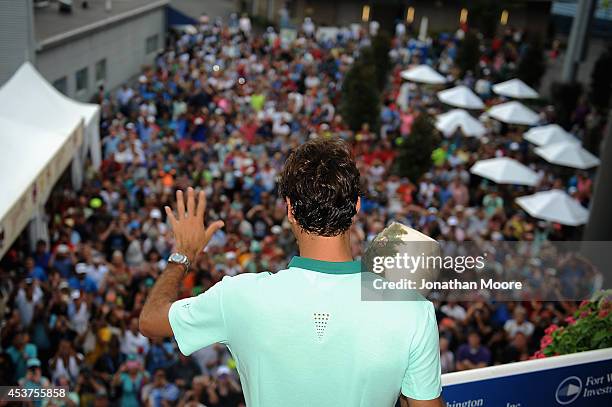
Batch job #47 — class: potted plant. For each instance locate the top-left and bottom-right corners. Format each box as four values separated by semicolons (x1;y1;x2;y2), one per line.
533;290;612;359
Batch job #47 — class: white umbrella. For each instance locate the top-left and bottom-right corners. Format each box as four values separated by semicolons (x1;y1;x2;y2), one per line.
400;65;446;84
534;142;600;170
516;189;589;226
492;78;539;99
488;101;539;125
523;124;579;146
437;85;485;109
470;157;539;186
435;109;486;137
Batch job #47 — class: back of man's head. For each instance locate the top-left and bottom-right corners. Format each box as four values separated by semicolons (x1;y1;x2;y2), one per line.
279;137;360;237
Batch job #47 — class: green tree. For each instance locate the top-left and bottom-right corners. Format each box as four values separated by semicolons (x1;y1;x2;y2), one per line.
340;58;380;131
370;32;392;91
551;81;582;130
517;36;546;89
394;113;440;182
469;0;500;39
589;45;612;111
456;30;481;77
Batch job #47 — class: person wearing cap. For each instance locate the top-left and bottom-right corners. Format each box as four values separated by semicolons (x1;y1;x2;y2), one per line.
19;358;50;393
140;138;442;406
50;243;75;279
88;255;109;287
68;263;98;293
15;277;43;328
112;356;147;407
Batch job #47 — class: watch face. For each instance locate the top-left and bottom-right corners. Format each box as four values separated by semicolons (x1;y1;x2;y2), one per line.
170;253;187;263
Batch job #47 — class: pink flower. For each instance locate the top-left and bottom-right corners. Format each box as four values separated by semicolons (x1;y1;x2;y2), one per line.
564;316;576;325
598;309;609;319
580;311;590;318
579;300;590;308
531;350;546;359
544;324;559;335
540;334;553;349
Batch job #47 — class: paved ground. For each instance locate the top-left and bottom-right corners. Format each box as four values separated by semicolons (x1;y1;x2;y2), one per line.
170;0;237;20
34;0;165;42
34;0;240;44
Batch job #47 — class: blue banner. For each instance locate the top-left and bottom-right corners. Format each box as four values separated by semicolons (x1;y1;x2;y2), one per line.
442;358;612;407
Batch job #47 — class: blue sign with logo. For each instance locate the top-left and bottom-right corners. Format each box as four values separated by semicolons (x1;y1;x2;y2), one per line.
442;358;612;407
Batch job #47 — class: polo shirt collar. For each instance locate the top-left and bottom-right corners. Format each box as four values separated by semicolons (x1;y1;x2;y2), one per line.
288;256;362;274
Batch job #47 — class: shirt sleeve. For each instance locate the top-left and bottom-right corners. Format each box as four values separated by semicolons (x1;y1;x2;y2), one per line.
168;277;229;355
401;301;442;400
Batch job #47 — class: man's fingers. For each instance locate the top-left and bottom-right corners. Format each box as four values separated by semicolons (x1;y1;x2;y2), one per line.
205;220;225;242
164;206;177;228
196;190;206;219
186;187;196;217
176;190;185;219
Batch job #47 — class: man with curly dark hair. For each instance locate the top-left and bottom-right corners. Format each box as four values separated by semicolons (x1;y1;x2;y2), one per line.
140;137;442;407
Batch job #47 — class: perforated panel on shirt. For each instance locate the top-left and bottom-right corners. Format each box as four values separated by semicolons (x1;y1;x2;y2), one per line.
313;312;330;342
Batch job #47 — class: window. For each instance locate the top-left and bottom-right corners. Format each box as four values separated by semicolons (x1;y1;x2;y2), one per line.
75;67;88;93
95;58;107;83
145;34;159;54
52;76;67;95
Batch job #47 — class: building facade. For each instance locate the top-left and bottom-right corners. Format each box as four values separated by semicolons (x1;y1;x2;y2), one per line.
0;0;168;101
251;0;552;37
0;0;37;85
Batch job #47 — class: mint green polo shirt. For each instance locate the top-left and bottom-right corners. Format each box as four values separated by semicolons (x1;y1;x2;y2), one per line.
168;256;441;406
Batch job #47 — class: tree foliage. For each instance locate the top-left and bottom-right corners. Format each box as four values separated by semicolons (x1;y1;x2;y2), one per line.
456;30;481;77
517;36;546;89
469;0;500;39
370;32;392;91
394;113;440;182
589;45;612;111
340;57;380;131
551;81;582;130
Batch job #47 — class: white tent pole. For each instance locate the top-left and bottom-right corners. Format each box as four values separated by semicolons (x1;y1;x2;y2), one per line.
28;205;49;252
71;154;84;191
89;113;102;169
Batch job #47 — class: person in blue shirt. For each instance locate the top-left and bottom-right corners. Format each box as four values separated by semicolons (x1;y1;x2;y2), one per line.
6;331;38;382
143;369;179;407
68;263;98;293
145;338;175;374
18;358;50;407
33;240;51;271
50;244;75;279
25;256;47;282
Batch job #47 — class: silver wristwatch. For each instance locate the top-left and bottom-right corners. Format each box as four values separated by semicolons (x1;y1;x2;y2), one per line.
168;252;191;272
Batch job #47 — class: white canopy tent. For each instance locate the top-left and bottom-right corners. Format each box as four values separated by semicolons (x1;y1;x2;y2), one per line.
523;124;579;146
492;78;539;99
436;109;486;137
0;116;82;258
0;62;101;183
437;85;485;109
487;101;540;126
400;65;447;84
470;157;539;186
516;189;589;226
534;142;601;169
0;62;99;257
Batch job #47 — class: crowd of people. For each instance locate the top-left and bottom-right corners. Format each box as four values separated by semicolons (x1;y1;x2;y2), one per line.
0;11;603;407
